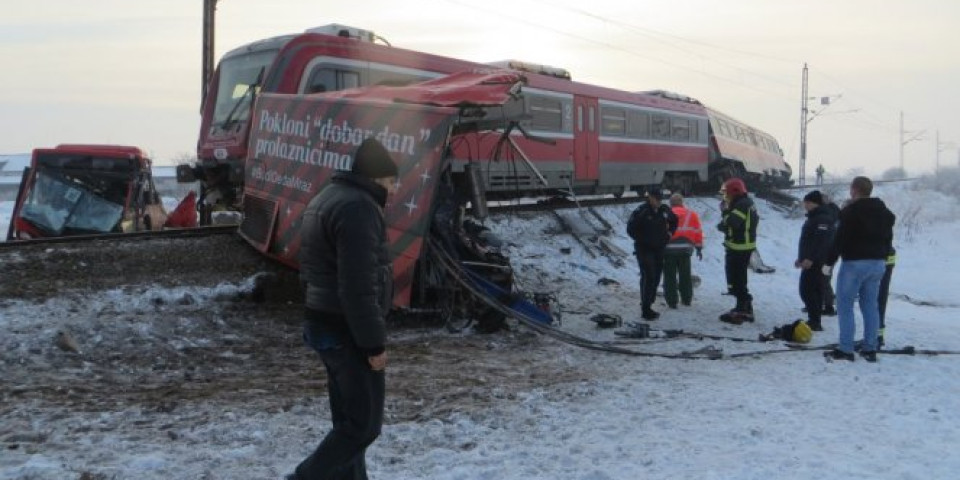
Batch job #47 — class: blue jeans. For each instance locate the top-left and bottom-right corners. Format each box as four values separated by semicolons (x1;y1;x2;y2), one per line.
836;259;886;353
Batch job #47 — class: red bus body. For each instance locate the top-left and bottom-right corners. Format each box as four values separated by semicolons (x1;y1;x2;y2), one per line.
240;71;525;308
7;145;162;240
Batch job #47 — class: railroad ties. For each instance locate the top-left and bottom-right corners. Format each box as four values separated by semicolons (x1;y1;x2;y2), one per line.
551;207;628;268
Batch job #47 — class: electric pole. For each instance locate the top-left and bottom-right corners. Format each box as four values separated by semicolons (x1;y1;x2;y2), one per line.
799;63;809;187
899;111;925;176
798;64;852;187
937;130;957;174
899;111;904;172
202;0;220;107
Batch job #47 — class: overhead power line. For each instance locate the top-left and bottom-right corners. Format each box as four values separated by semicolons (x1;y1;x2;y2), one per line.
444;0;797;103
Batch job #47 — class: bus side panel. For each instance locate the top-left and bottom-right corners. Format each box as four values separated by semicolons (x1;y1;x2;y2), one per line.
243;93;457;307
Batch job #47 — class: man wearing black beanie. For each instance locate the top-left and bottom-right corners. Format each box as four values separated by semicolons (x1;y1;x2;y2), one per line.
291;137;398;480
795;189;834;331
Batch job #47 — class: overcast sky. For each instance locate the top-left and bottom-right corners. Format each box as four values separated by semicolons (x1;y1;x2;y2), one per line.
2;0;958;179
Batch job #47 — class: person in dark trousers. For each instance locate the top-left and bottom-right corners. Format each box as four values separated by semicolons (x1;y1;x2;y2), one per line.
717;178;759;324
290;138;398;480
823;176;895;363
877;246;896;347
663;193;703;309
819;193;841;316
627;190;678;320
794;190;835;331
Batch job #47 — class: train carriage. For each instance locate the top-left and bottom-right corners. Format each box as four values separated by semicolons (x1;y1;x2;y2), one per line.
187;24;735;214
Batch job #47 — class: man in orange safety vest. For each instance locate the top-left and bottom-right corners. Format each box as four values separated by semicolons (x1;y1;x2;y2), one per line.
663;193;704;308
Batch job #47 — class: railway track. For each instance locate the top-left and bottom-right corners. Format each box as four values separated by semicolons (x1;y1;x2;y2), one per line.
485;194;641;215
0;225;238;250
0;225;299;303
485;185;801;215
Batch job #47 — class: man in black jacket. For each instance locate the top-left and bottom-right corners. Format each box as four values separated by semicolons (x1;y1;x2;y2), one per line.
290;138;397;480
794;190;835;331
627;190;678;320
823;176;895;363
717;178;760;324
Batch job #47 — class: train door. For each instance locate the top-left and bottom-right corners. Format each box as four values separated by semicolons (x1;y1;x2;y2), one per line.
573;95;600;181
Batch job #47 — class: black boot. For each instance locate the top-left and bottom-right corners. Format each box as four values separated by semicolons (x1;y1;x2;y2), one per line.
824;348;855;362
735;299;754;322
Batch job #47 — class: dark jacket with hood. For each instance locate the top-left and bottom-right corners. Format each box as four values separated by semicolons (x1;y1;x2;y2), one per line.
299;171;392;355
826;197;895;266
627;202;678;252
797;204;835;265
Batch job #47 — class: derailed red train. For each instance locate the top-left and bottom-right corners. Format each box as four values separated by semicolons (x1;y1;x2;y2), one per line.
189;24;792;320
183;24;791;220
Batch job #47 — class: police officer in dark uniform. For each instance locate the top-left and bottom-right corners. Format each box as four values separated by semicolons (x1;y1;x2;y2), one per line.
627;190;678;320
795;190;835;331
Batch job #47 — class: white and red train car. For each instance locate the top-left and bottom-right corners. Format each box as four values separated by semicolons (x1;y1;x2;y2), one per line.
187;24;791;213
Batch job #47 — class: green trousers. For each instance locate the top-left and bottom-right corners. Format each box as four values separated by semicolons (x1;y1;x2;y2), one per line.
663;250;693;307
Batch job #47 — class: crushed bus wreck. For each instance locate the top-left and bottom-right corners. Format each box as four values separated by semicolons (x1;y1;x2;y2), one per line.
238;70;548;330
5;144;188;241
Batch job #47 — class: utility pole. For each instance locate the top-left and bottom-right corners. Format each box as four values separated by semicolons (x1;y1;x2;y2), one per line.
799;63;809;187
937;130;957;174
798;63;853;187
202;0;220;107
899;111;904;172
899;111;925;176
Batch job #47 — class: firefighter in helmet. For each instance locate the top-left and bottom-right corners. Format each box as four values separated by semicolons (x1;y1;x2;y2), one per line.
717;178;759;324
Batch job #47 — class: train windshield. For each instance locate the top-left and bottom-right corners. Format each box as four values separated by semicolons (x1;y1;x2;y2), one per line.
19;171;124;235
212;51;276;131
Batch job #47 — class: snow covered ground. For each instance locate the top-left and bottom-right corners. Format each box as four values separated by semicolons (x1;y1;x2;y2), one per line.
2;181;960;480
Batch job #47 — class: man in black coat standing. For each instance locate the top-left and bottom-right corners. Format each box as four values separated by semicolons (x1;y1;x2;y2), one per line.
627;190;678;320
794;190;835;331
290;138;398;480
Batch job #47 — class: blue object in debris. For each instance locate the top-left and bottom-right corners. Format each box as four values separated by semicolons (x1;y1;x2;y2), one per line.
463;267;554;325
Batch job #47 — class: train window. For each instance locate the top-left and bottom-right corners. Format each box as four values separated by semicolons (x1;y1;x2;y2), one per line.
368;68;429;87
529;95;563;131
627;111;649;138
588;106;595;132
716;119;731;138
671;118;691;142
652;114;671;140
305;68;361;93
766;136;779;153
601;107;626;136
340;71;360;89
734;125;747;142
576;104;583;132
306;69;335;94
